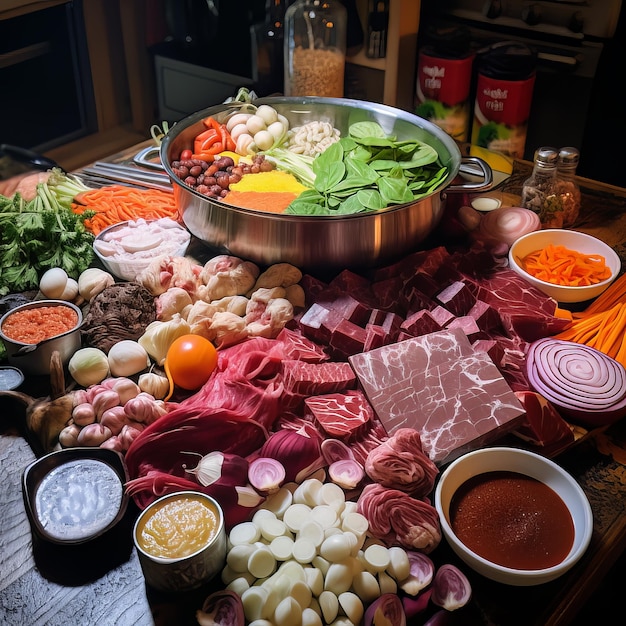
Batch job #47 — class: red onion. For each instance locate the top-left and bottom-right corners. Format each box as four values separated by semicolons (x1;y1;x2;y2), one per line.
328;459;365;489
321;437;355;464
363;593;407;626
475;206;540;247
526;337;626;427
196;590;244;626
400;550;436;596
402;587;432;619
248;457;286;494
430;564;472;611
257;424;324;482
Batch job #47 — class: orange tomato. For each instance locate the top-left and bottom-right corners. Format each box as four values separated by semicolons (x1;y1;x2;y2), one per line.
164;334;218;392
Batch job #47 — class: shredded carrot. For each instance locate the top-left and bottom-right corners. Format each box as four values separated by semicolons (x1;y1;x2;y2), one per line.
72;185;179;235
519;244;612;287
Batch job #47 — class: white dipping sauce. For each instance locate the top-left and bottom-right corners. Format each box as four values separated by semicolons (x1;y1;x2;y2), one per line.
34;459;123;541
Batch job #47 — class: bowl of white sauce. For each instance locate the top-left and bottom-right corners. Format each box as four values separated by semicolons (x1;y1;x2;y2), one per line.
22;447;129;544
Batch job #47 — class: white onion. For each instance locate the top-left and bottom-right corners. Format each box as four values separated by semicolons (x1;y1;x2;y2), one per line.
476;206;541;247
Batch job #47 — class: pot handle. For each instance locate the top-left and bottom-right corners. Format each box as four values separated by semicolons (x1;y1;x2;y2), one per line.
447;157;493;193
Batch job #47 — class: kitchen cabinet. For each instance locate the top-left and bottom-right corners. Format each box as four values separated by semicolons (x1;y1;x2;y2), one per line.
345;0;421;111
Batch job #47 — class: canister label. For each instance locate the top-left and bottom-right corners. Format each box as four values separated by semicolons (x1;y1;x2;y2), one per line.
416;52;474;142
471;73;535;159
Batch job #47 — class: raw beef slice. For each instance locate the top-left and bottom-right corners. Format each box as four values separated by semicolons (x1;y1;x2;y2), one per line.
350;329;525;465
305;389;373;441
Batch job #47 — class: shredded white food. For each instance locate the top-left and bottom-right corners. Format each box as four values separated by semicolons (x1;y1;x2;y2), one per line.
285;121;341;157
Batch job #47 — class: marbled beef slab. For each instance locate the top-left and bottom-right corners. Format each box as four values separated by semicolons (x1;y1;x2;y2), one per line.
349;329;525;465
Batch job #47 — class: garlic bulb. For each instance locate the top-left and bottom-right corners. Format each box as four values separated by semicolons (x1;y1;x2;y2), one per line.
138;372;170;400
107;340;150;377
78;267;115;302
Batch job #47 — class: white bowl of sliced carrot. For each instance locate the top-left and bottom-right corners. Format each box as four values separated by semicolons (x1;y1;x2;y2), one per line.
508;229;622;303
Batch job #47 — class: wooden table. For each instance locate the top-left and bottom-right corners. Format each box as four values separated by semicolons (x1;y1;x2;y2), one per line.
1;150;626;625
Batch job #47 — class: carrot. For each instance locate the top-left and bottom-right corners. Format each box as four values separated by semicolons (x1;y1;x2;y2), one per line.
573;272;626;318
71;185;178;235
520;244;612;287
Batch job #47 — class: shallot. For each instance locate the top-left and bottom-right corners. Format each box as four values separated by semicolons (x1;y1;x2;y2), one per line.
363;593;406;626
328;459;364;489
184;450;249;488
475;206;541;247
196;590;245;626
248;457;286;494
430;564;472;611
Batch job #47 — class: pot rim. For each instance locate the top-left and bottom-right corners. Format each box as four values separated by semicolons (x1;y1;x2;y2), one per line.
160;96;465;220
0;299;83;347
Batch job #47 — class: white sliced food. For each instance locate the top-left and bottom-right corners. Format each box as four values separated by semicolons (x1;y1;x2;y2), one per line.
225;576;251;596
319;590;339;624
291;579;313;609
310;504;338;529
324;562;353;594
252;508;277;525
226;543;257;572
248;620;274;626
378;570;398;595
387;546;411;580
292;537;317;564
121;233;162;253
312;554;331;576
262;486;293;518
304;566;324;597
259;516;289;542
363;544;391;572
269;534;294;561
341;511;369;540
298;520;325;548
242;585;270;622
351;570;381;603
282;502;312;533
317;482;345;511
247;545;277;579
274;596;302;626
320;533;352;563
302;607;324;626
229;521;261;546
338;591;364;625
294;478;324;506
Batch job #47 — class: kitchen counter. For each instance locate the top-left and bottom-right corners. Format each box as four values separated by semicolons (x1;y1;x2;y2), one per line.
1;146;626;625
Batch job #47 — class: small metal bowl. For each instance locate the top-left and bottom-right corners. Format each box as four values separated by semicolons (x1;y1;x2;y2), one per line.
22;447;129;545
0;299;83;375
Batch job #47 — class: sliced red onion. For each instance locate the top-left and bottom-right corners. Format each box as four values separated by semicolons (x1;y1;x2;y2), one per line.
363;593;407;626
196;590;244;626
430;564;472;611
248;457;286;494
328;459;365;489
476;206;541;247
321;437;356;464
400;550;436;596
257;424;324;482
526;338;626;427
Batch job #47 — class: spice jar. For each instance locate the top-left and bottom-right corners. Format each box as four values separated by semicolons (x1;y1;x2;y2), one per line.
521;146;560;225
555;147;581;228
284;0;347;97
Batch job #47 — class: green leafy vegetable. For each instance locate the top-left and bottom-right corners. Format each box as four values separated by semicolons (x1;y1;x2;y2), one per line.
0;169;95;296
281;121;447;216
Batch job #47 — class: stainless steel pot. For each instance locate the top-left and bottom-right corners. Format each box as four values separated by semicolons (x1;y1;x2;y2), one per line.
161;97;491;274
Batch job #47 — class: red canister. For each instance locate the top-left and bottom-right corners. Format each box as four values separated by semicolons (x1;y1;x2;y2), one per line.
415;26;474;142
471;41;536;159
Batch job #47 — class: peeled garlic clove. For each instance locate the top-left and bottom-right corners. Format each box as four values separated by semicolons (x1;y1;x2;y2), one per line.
138;372;169;400
78;267;115;301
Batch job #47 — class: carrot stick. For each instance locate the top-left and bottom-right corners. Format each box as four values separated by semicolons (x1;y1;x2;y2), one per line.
71;185;178;235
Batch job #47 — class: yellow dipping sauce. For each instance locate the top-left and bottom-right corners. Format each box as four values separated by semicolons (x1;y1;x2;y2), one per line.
135;493;220;559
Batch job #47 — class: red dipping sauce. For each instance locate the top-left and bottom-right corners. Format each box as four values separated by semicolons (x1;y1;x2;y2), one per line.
450;470;575;570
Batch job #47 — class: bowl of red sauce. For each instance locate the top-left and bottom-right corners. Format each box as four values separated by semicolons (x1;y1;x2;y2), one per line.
434;446;593;586
0;299;83;375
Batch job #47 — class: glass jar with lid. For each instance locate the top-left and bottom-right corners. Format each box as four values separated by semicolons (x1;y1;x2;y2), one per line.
284;0;347;97
555;147;581;227
521;146;559;220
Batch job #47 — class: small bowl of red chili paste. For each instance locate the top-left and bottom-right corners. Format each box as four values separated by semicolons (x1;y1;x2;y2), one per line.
0;300;83;375
434;447;593;586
